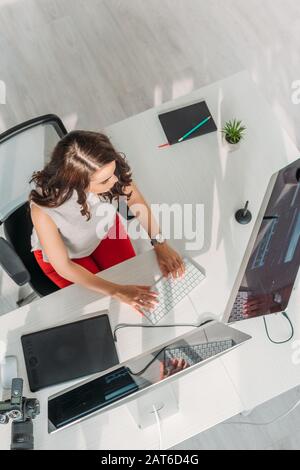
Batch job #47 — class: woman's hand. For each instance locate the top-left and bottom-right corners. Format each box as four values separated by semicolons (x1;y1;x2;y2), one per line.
154;242;185;279
243;293;273;318
160;358;190;380
113;284;159;316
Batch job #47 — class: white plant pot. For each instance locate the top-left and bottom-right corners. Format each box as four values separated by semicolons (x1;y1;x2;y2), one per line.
223;135;241;153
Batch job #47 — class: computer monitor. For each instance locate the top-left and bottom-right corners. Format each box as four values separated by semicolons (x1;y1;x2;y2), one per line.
226;158;300;323
48;321;251;433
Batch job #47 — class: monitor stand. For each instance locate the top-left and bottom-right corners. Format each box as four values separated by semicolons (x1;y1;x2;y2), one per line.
127;383;179;429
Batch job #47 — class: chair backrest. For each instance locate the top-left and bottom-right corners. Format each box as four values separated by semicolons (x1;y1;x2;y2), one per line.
0;115;67;222
0;115;67;296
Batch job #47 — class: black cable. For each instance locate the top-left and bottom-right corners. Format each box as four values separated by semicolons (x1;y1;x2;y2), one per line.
113;319;213;342
127;346;168;377
263;311;294;344
122;319;214;377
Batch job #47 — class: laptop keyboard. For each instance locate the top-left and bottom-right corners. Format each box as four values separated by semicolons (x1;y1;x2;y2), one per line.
141;257;205;325
164;339;235;366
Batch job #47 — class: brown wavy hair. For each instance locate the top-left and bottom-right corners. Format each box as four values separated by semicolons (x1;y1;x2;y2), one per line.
29;130;132;220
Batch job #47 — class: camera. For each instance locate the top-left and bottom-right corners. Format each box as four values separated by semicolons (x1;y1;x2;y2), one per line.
0;378;40;450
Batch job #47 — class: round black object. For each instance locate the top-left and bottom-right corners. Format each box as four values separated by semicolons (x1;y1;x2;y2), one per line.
235;208;252;225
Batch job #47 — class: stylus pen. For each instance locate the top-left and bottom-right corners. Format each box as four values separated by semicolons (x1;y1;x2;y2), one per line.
178;116;211;142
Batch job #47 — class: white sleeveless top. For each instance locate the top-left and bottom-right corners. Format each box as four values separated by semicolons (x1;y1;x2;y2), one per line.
30;190;117;262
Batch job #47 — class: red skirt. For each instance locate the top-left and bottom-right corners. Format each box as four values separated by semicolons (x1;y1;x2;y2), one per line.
33;214;136;288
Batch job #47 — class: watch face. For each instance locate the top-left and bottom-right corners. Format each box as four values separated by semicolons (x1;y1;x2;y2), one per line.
156;234;165;244
273;293;282;304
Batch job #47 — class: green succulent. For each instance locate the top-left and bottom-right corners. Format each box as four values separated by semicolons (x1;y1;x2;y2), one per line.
222;119;246;144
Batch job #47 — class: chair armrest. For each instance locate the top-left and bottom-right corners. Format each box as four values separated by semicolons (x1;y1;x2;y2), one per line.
0;237;30;286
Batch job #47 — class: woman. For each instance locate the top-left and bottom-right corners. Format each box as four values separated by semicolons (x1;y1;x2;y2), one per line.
29;130;185;316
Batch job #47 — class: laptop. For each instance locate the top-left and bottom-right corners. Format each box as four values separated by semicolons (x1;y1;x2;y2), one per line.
48;320;251;433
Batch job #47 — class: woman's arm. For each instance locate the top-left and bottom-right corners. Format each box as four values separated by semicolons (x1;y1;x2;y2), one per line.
30;204;158;314
125;182;161;240
125;183;185;278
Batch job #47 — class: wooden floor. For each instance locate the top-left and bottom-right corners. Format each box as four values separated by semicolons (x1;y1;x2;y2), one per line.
0;0;300;450
171;385;300;450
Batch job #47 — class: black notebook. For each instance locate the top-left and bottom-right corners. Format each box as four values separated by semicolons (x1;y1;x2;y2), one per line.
158;100;217;145
22;313;119;392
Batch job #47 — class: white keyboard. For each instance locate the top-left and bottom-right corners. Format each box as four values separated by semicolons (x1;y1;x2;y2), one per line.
229;291;249;322
141;257;205;325
164;339;235;366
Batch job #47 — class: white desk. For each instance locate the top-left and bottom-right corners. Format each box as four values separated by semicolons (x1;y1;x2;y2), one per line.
0;251;245;450
0;71;299;450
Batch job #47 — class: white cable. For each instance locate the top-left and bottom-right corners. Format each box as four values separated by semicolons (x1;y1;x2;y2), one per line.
152;405;163;450
225;397;300;426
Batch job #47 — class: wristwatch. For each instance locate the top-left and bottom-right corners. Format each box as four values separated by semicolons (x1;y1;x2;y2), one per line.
151;233;166;246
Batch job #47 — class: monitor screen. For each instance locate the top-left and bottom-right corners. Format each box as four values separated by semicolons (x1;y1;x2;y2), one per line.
228;159;300;322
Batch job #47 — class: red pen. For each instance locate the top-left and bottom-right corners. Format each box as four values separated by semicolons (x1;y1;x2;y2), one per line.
158;143;171;149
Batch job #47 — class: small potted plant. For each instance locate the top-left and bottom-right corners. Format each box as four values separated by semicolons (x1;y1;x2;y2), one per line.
222;119;246;152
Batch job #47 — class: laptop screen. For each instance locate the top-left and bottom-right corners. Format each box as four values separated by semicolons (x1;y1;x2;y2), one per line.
229;159;300;322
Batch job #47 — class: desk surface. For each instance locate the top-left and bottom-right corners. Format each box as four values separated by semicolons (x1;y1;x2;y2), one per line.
0;71;299;450
105;70;299;321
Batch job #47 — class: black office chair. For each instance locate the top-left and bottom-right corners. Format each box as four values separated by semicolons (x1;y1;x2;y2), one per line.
0;114;135;307
0;115;68;305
